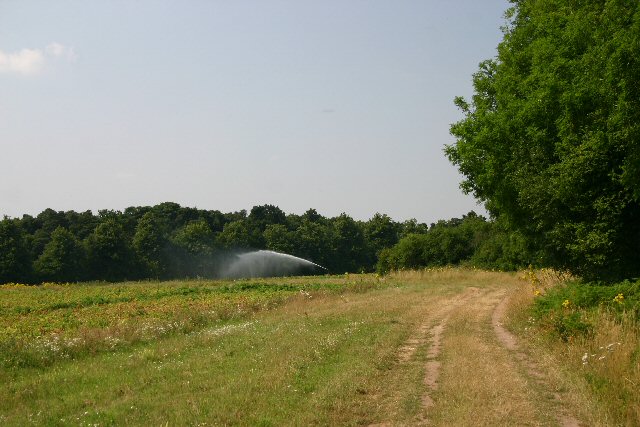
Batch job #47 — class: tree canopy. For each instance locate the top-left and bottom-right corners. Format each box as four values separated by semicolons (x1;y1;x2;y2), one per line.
446;0;640;281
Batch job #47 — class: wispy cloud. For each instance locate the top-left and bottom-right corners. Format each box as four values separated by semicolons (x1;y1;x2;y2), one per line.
0;48;44;75
0;42;75;75
45;42;76;61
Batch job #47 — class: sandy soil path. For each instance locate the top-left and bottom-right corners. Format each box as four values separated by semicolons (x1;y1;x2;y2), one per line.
371;281;582;426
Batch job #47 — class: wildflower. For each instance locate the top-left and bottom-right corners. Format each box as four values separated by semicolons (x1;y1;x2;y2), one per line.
582;353;588;365
613;293;624;304
562;299;571;308
299;289;311;299
533;289;541;296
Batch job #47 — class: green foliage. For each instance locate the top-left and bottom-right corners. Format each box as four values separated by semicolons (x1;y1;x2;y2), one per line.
294;219;333;268
399;219;429;238
376;212;528;273
34;227;85;282
263;224;296;254
249;204;287;232
447;0;640;281
471;219;534;271
535;279;640;313
172;220;216;255
532;279;640;341
331;214;368;273
171;220;219;278
365;213;400;258
133;212;169;278
217;219;263;250
85;218;136;282
0;218;32;284
1;203;435;282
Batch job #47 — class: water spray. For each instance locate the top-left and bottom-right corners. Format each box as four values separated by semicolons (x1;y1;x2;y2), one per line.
221;250;327;279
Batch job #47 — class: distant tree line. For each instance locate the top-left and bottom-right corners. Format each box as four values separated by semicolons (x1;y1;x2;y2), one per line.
0;203;530;284
377;212;532;274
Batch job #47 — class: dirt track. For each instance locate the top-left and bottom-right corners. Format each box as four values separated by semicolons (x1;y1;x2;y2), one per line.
372;281;583;426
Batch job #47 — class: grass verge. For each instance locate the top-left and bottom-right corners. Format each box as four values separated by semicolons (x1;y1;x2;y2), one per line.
508;268;640;426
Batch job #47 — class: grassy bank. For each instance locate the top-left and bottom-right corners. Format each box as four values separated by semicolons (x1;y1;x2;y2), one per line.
508;268;640;426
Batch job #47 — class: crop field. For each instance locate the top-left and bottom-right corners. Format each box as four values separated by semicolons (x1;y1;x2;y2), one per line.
1;269;637;426
0;276;378;369
1;274;400;425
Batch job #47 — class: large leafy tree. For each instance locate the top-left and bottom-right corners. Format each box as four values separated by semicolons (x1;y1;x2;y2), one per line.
171;220;219;277
0;218;32;283
263;224;297;255
364;213;400;258
172;220;217;255
332;214;368;273
85;218;136;281
446;0;640;280
248;204;287;232
30;208;68;260
217;220;263;250
34;227;85;282
293;219;333;268
133;212;170;278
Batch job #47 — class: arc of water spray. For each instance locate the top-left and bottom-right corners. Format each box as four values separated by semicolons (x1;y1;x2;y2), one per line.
253;250;328;271
222;249;327;279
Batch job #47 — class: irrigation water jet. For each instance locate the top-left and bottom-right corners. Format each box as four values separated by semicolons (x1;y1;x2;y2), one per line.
222;250;327;279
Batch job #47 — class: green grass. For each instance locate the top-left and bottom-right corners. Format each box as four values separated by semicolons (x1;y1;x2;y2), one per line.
531;278;640;341
0;274;429;425
0;276;382;370
2;316;382;425
12;269;631;425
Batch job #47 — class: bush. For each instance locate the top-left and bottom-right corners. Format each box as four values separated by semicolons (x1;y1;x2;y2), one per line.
532;279;640;341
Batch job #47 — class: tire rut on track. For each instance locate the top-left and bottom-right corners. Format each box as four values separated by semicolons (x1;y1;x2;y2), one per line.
400;286;484;422
371;283;584;426
492;293;581;427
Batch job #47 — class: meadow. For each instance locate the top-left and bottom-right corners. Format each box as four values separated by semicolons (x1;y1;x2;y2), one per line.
1;269;638;426
1;274;402;425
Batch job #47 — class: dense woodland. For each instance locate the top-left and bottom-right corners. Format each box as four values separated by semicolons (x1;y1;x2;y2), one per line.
0;204;529;284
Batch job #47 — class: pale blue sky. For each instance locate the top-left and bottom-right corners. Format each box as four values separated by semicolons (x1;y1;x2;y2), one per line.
1;1;509;223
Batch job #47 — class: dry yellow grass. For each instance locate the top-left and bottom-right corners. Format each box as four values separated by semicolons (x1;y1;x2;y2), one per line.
505;268;639;426
370;269;591;426
430;286;546;426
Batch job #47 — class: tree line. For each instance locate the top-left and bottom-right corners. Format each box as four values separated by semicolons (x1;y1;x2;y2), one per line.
0;203;530;284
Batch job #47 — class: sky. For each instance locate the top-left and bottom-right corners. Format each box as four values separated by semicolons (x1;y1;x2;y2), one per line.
1;0;509;224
